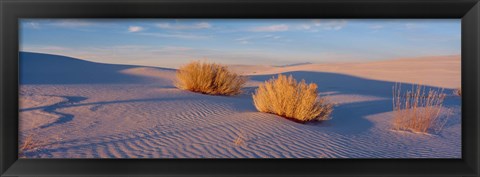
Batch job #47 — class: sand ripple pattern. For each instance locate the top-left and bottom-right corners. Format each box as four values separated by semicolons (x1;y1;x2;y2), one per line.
20;83;461;158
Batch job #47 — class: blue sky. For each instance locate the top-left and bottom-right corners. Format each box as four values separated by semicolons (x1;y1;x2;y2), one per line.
20;19;460;68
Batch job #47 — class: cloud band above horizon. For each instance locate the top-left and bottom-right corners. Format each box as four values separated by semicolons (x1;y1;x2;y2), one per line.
20;19;460;68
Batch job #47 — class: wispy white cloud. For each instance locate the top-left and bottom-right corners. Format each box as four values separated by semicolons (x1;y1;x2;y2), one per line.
368;24;384;33
136;32;209;39
20;19;460;68
246;20;347;35
235;34;283;44
128;26;144;32
369;25;384;30
235;37;251;44
50;20;95;28
300;20;347;31
404;23;426;30
25;22;40;29
156;22;211;30
250;24;289;32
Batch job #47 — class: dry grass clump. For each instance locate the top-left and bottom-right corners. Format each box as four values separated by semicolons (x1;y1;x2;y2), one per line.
252;74;333;122
453;87;461;96
392;83;450;133
19;134;40;158
233;135;245;146
175;61;247;96
233;131;246;146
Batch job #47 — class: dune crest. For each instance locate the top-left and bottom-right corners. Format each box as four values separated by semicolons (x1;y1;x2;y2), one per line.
231;55;460;89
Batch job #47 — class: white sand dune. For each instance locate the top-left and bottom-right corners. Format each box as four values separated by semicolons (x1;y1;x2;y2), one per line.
230;55;461;89
19;52;461;158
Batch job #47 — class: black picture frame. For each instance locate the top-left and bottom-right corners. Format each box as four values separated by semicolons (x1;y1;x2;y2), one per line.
1;0;479;176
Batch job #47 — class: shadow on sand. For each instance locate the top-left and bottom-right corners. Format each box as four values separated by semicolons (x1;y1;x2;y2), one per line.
39;96;88;129
248;71;459;133
20;52;461;155
20;52;174;85
21;53;459;132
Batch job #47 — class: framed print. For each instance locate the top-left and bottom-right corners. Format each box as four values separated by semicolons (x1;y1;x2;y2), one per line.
1;0;479;176
17;18;462;159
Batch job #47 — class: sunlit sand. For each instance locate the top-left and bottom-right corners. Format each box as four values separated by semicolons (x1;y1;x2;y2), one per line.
19;52;461;158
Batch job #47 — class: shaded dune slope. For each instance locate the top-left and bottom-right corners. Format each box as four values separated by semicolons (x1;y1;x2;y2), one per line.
20;52;174;85
19;52;461;158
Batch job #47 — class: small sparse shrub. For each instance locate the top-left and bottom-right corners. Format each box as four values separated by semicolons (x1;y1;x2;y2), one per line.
19;134;39;158
175;61;247;96
252;74;333;122
453;88;461;96
392;83;450;133
233;132;246;146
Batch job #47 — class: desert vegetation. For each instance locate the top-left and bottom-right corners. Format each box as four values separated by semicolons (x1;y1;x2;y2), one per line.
19;134;40;158
252;74;333;122
233;131;247;146
175;61;247;96
392;84;450;133
453;87;461;96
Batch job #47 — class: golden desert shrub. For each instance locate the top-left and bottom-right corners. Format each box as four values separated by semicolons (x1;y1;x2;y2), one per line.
392;84;449;133
175;61;247;96
252;74;333;122
453;87;461;96
18;134;41;158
